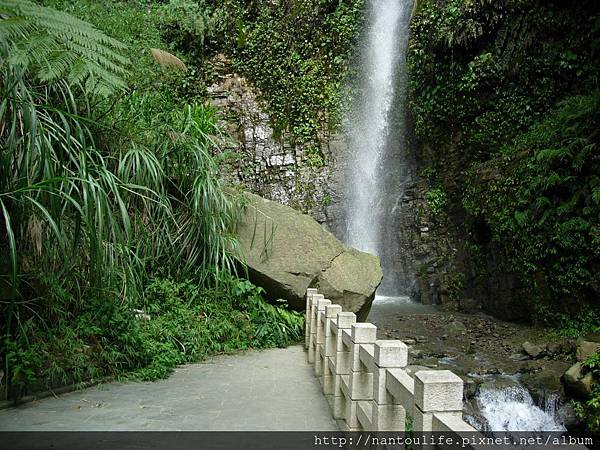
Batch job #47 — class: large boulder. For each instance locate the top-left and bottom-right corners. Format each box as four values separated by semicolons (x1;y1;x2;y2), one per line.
563;362;595;399
576;334;600;361
236;192;382;320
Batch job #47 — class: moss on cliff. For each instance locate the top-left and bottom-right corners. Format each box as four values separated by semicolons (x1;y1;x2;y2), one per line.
408;0;600;321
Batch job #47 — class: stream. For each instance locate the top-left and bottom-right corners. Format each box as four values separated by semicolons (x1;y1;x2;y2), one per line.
368;298;570;433
470;383;564;433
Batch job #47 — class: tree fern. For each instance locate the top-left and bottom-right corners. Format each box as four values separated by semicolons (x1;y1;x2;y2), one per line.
0;0;129;95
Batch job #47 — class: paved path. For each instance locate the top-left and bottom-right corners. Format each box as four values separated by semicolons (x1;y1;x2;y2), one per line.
0;345;338;431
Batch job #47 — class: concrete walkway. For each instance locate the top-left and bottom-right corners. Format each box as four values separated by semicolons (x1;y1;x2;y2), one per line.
0;345;338;431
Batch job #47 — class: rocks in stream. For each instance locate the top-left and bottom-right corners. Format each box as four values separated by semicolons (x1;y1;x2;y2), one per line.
236;192;383;319
510;353;530;361
563;362;595;399
576;334;600;361
463;378;479;399
545;342;562;357
447;320;467;335
558;403;583;433
522;341;545;359
561;335;599;400
375;308;574;420
520;369;564;400
410;349;424;359
519;340;576;360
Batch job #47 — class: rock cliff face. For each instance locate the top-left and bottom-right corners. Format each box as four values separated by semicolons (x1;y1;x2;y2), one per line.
207;54;346;228
378;168;533;321
395;171;535;320
236;192;383;320
206;55;526;320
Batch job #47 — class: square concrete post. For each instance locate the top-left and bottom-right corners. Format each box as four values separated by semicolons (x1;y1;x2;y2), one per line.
304;288;318;349
314;298;331;376
332;312;356;419
343;323;377;429
371;340;408;431
386;367;416;418
321;304;342;394
413;370;464;432
308;294;324;363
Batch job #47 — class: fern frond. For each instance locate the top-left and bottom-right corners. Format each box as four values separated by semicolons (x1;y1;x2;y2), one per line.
0;0;129;95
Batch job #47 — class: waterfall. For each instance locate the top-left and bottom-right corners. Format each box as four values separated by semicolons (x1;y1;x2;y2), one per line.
343;0;414;298
468;384;565;433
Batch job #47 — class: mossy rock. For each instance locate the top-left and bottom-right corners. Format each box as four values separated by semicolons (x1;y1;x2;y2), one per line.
236;192;383;320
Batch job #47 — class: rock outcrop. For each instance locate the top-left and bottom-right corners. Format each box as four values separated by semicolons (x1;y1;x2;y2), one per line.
563;362;595;399
563;336;599;399
236;192;383;320
207;54;347;226
576;335;600;362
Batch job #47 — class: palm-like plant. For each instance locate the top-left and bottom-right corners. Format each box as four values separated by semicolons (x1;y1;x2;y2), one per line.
1;1;134;306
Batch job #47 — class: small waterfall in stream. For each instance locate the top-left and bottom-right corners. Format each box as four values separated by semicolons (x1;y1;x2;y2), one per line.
343;0;415;300
467;383;565;433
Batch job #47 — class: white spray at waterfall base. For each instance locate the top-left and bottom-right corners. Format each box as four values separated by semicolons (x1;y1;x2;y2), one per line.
475;385;565;432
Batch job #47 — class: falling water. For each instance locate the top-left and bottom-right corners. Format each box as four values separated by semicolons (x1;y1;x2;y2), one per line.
344;0;414;298
467;384;565;433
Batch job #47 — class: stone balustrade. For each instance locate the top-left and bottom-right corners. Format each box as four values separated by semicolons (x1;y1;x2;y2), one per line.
304;288;480;433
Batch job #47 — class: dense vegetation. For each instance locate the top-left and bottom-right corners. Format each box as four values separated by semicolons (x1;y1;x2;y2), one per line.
408;0;599;432
408;0;599;322
221;0;365;148
0;0;302;401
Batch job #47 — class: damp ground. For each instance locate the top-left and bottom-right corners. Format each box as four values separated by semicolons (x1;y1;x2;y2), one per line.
367;298;573;401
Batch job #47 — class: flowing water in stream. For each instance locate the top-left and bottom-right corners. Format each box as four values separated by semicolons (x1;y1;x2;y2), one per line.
472;384;565;433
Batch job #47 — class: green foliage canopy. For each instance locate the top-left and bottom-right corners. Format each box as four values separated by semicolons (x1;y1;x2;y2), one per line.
0;0;129;95
216;0;365;144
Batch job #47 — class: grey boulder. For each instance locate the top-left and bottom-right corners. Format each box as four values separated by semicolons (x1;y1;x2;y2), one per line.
576;335;600;362
236;192;383;320
563;362;595;399
522;341;545;359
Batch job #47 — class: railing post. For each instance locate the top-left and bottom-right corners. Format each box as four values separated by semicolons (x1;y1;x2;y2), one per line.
321;304;342;394
371;340;408;431
308;293;324;363
305;288;318;349
314;298;331;376
304;289;476;438
332;312;356;419
341;323;377;430
413;370;464;432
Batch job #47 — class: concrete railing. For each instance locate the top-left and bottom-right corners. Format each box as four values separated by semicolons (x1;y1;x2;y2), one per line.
305;288;480;433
